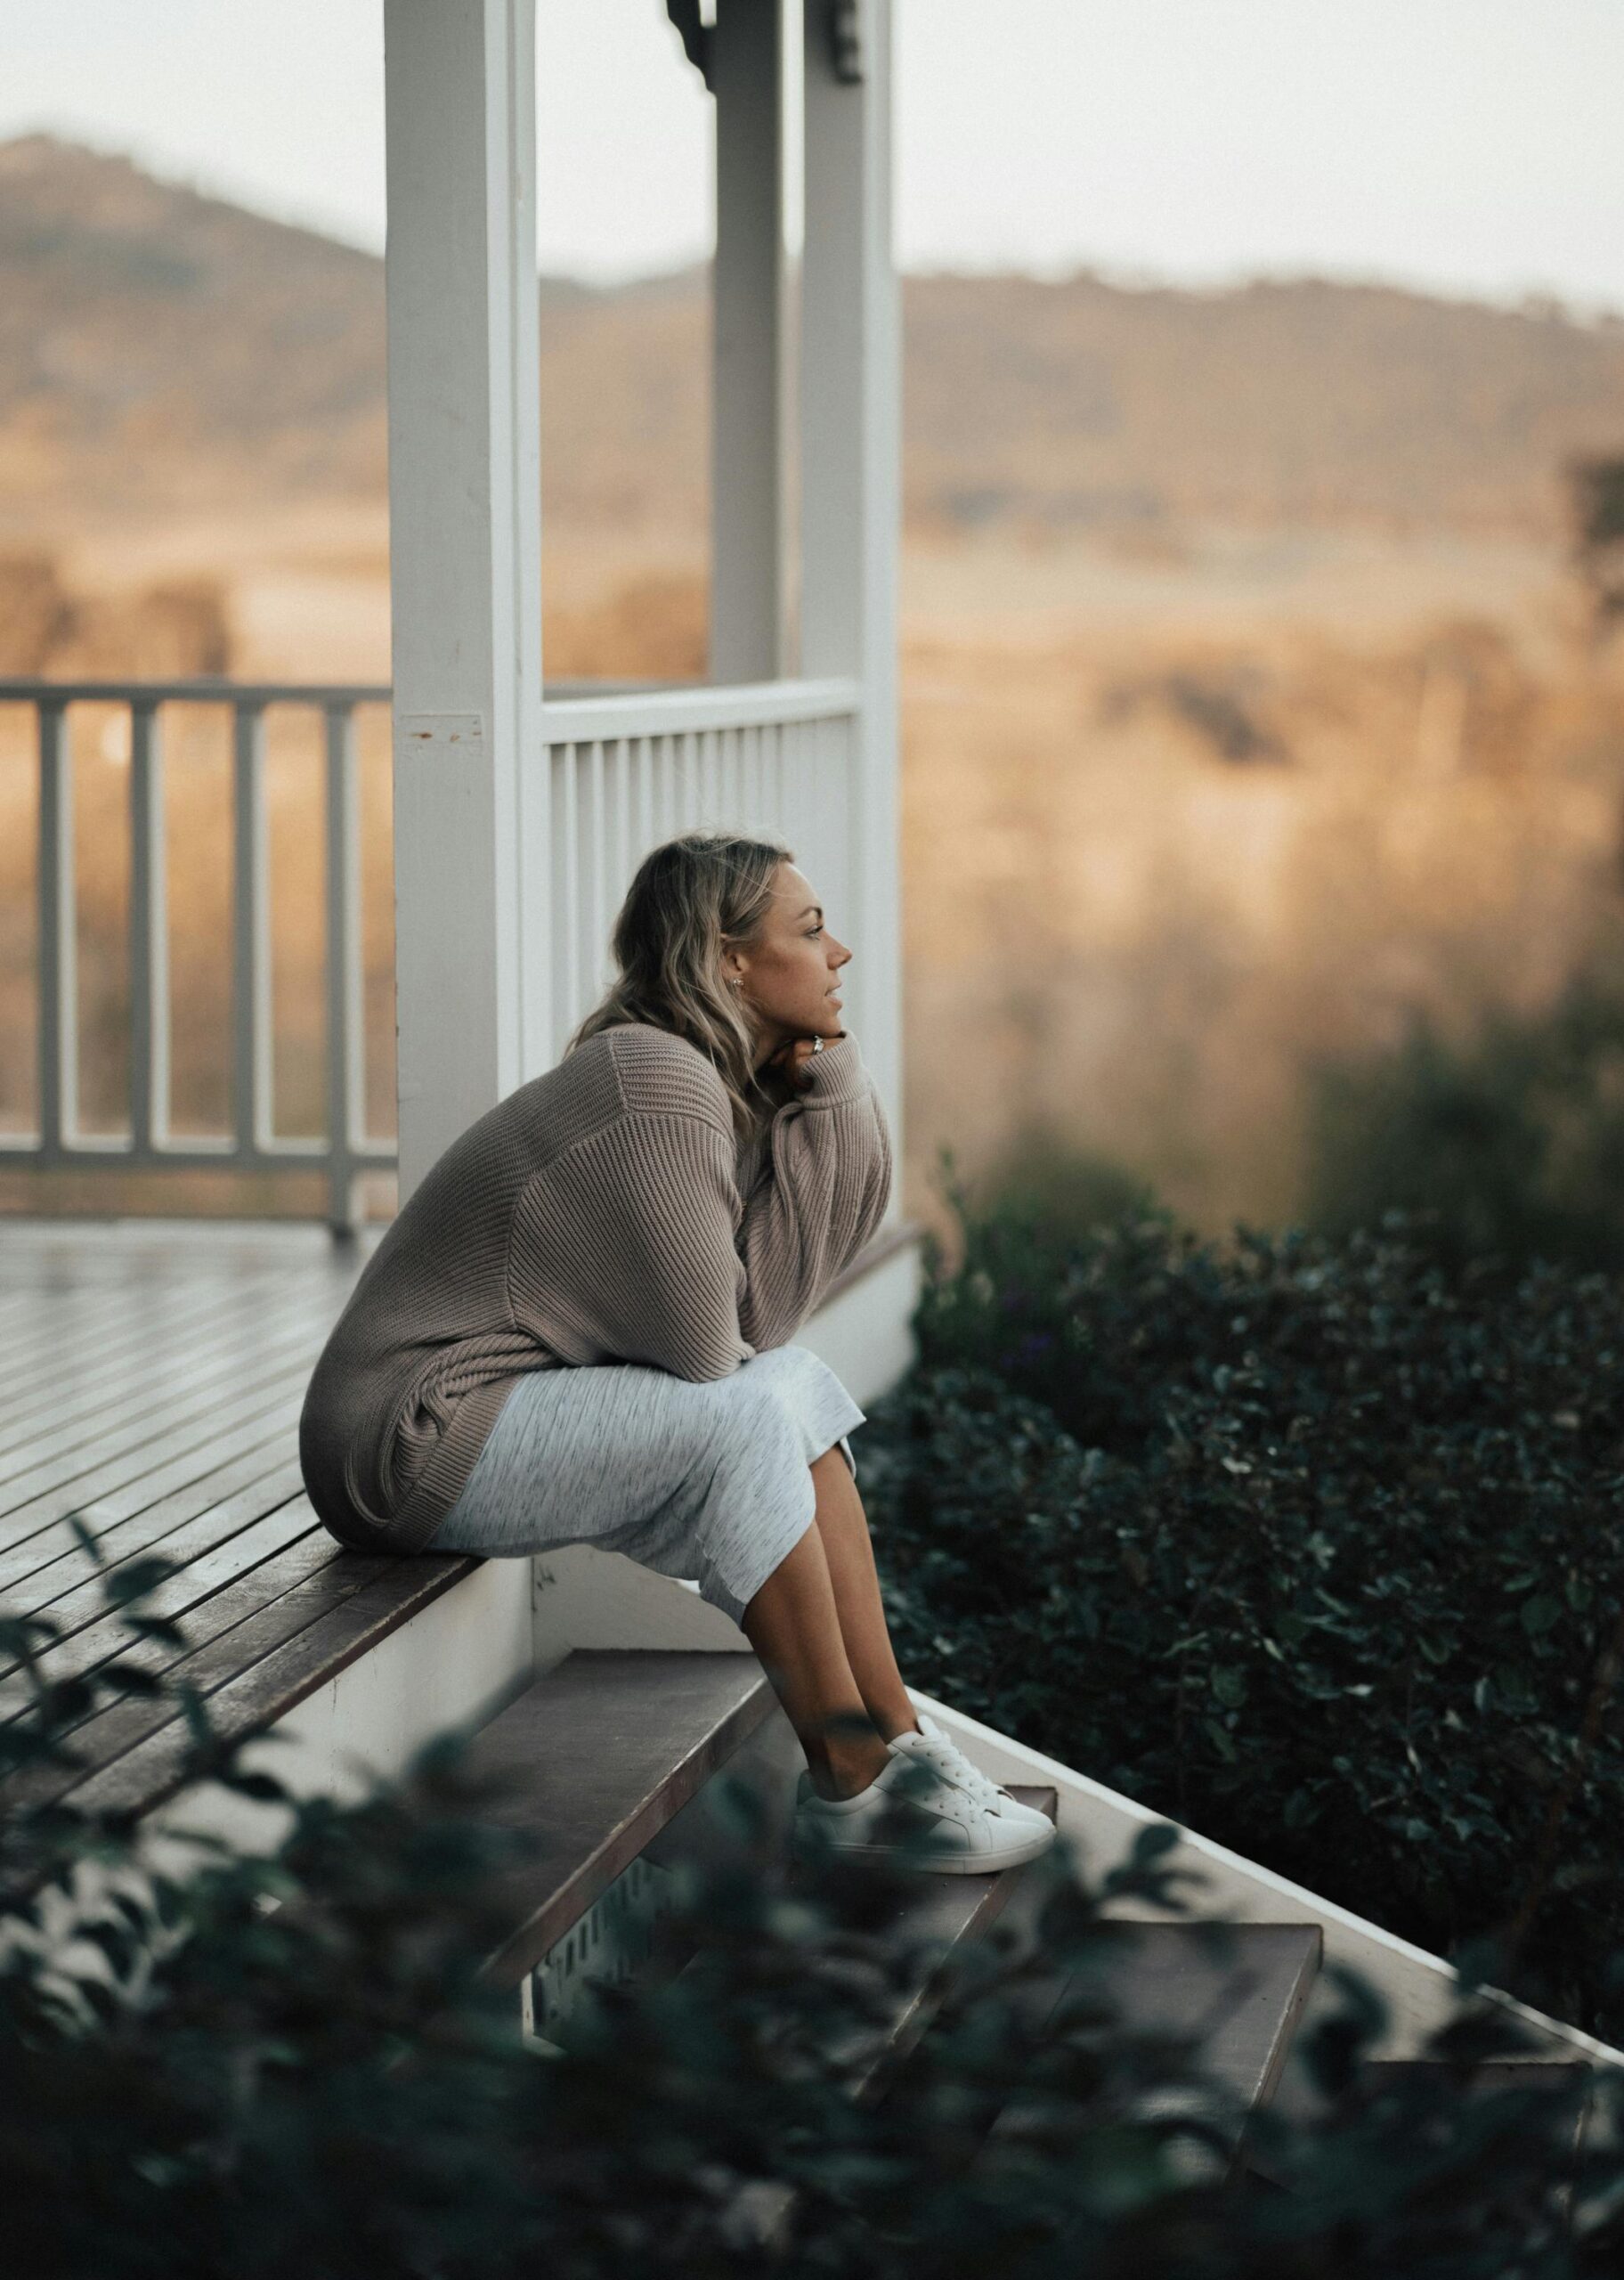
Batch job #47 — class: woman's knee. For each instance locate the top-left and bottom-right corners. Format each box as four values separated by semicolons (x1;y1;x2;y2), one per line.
705;1355;810;1439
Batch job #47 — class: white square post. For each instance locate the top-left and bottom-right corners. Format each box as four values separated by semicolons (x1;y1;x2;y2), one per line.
800;0;903;1146
382;0;548;1201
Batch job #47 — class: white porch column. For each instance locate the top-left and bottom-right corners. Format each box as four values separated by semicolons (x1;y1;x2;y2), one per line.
800;0;903;1160
710;0;787;682
382;0;547;1200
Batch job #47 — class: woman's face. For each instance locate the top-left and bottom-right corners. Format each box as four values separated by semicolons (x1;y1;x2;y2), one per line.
725;861;852;1061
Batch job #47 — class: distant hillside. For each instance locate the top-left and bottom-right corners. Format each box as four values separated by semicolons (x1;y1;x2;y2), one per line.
2;132;1622;542
905;272;1624;542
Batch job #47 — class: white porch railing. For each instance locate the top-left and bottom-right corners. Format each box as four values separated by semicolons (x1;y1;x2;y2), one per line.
0;674;862;1233
540;677;860;1062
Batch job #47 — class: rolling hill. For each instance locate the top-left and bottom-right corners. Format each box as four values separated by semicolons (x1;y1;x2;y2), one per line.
1;131;1621;545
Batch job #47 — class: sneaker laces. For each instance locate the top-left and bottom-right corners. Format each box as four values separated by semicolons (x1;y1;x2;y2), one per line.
897;1717;1016;1815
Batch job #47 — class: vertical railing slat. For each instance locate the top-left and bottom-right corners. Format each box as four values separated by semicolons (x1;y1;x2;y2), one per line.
586;738;606;1001
550;737;580;1058
231;701;273;1156
35;701;74;1158
770;719;787;841
634;735;654;869
324;702;365;1232
128;699;169;1153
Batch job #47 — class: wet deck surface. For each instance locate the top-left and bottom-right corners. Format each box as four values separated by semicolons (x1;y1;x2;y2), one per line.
0;1217;478;1822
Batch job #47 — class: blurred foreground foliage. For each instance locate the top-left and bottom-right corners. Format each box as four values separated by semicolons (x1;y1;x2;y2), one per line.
866;1157;1624;2044
3;1549;1623;2276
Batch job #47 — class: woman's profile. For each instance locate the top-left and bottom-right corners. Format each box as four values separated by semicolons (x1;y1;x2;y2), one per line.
299;828;1053;1873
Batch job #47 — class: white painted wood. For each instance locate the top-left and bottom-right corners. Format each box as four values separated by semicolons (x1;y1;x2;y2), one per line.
231;701;273;1155
4;681;387;1217
128;701;169;1155
539;677;858;745
710;0;786;683
382;0;546;1197
800;0;902;1167
541;699;858;1062
0;679;392;708
35;700;74;1152
322;703;367;1231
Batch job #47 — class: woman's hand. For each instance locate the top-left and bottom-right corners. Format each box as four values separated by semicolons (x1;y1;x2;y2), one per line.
766;1032;846;1090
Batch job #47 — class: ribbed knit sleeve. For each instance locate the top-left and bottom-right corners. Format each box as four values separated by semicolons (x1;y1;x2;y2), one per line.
508;1114;756;1382
735;1031;894;1351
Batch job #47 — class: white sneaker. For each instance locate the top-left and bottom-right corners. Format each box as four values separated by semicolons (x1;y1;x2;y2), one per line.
792;1737;1055;1876
890;1714;1055;1836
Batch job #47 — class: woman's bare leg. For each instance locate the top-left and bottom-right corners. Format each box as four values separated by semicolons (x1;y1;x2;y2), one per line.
741;1470;895;1801
805;1443;921;1746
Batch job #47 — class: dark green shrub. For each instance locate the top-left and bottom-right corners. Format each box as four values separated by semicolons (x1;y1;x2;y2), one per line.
3;1550;1622;2277
866;1174;1624;2040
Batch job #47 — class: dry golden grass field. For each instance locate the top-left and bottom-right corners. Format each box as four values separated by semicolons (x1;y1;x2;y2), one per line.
4;135;1624;1237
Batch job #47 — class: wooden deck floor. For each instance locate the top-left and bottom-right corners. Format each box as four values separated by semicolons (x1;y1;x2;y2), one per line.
0;1212;915;1831
0;1217;480;1825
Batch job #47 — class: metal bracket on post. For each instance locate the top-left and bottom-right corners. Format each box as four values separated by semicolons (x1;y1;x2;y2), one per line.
665;0;714;91
668;1;861;90
827;0;865;83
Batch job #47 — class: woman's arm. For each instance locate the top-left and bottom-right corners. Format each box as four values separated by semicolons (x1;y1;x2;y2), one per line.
505;1028;890;1380
735;1031;894;1351
508;1113;755;1382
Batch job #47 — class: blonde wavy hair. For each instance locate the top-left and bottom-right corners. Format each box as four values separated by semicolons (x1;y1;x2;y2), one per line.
567;828;800;1141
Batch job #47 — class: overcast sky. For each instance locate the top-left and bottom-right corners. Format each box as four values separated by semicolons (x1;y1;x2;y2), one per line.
2;0;1620;314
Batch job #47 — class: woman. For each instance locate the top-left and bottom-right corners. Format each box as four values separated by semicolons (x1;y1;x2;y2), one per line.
299;829;1053;1874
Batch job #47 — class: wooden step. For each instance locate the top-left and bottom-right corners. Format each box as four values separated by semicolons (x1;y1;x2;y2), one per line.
982;1920;1322;2186
803;1786;1062;2102
1362;2057;1593;2170
686;1781;1062;2256
461;1649;781;1988
1245;2054;1595;2202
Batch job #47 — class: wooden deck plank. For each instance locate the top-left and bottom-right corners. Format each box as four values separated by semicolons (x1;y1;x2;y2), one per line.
0;1295;330;1486
1;1451;313;1652
0;1225;388;1824
4;1247;321;1321
0;1299;334;1503
0;1271;321;1437
0;1391;307;1597
0;1217;373;1275
0;1368;319;1559
0;1489;319;1696
57;1551;480;1821
0;1295;246;1377
3;1538;408;1812
465;1651;779;1988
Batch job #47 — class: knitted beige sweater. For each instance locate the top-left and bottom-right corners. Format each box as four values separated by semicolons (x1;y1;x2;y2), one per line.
298;1022;894;1554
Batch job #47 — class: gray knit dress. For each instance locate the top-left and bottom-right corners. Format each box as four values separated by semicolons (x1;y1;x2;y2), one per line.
431;1340;867;1626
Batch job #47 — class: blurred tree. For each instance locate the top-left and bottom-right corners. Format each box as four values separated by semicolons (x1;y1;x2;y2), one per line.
1303;965;1624;1270
1567;452;1624;635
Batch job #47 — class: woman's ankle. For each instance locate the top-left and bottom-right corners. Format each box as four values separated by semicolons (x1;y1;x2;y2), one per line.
805;1730;893;1802
872;1701;920;1745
